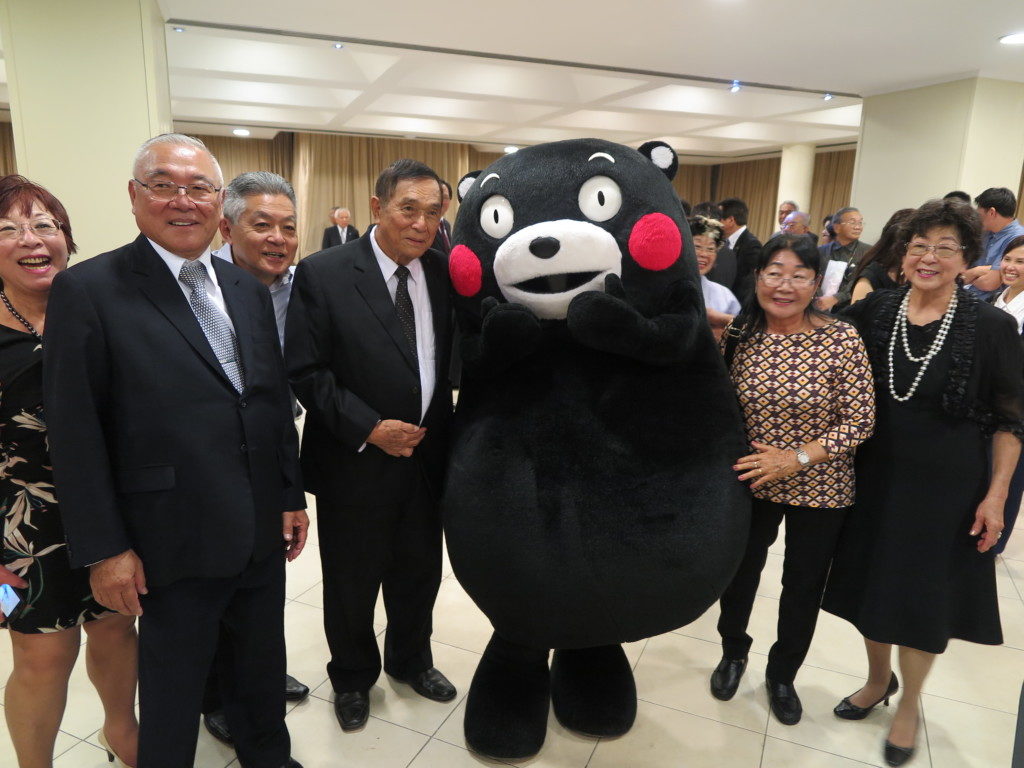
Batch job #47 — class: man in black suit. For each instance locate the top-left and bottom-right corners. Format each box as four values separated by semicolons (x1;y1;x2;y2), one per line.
43;134;307;768
286;159;456;733
718;197;763;306
430;180;453;256
321;206;359;249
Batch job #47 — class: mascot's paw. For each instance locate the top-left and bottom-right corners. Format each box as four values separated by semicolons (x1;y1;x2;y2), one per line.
480;296;542;359
465;634;551;760
566;274;641;342
550;645;637;737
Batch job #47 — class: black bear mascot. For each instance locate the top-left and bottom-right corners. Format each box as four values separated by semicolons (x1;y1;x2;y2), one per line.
443;138;750;759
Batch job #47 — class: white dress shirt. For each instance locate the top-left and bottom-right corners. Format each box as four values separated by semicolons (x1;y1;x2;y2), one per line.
370;228;436;422
995;288;1024;334
337;224;349;244
149;238;234;331
213;244;294;346
726;225;747;251
701;276;742;314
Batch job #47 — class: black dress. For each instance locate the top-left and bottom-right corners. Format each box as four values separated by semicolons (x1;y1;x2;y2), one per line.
823;287;1024;653
860;261;899;292
0;326;109;632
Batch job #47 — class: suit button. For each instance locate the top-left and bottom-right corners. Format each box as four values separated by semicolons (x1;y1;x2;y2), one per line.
240;443;248;452
239;399;247;408
412;385;421;394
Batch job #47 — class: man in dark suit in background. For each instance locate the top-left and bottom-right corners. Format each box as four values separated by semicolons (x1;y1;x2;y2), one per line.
321;206;359;249
43;134;307;768
718;197;763;306
431;180;453;256
286;159;456;733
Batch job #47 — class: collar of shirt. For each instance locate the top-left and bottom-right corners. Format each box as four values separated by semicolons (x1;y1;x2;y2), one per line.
149;238;219;289
727;225;747;250
370;226;425;286
212;242;294;293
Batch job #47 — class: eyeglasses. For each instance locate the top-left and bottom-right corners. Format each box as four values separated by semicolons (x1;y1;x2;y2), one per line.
133;178;221;203
0;218;63;242
906;242;965;259
759;272;817;289
694;244;718;255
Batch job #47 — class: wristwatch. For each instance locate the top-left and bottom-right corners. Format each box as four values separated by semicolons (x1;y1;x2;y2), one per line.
795;447;811;468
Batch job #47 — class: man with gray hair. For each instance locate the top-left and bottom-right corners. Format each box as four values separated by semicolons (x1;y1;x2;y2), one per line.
43;133;306;768
322;206;359;249
771;200;800;238
817;206;871;310
780;210;819;246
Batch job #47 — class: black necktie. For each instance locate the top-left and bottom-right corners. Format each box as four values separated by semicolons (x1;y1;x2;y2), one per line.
395;265;418;368
440;221;451;252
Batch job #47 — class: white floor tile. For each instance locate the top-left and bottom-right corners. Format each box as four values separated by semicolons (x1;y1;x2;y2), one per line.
924;692;1017;768
633;631;770;733
284;545;324;599
53;739;127;767
0;713;80;766
428;577;494;655
588;699;765;768
927;639;1021;714
996;557;1021;599
408;737;508;767
1004;556;1024;599
283;600;332;697
998;594;1024;650
761;735;877;767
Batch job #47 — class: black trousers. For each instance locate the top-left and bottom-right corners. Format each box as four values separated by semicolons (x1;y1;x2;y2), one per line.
137;551;289;768
317;470;442;692
717;497;848;684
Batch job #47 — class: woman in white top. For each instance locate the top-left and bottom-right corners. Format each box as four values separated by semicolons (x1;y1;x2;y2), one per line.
994;235;1024;334
690;215;741;340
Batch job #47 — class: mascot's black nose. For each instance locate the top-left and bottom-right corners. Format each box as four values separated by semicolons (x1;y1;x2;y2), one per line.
529;236;560;259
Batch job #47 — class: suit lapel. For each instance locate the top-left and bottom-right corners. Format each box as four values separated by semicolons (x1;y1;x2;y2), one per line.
212;257;255;393
352;239;419;373
129;236;235;390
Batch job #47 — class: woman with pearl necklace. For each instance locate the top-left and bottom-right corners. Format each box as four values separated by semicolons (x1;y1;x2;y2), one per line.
822;198;1024;767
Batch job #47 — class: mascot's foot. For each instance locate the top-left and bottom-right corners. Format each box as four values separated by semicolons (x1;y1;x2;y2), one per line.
550;644;637;737
464;633;550;761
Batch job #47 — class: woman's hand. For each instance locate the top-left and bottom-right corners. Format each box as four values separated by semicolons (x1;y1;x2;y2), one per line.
734;441;801;491
970;496;1005;553
0;564;28;623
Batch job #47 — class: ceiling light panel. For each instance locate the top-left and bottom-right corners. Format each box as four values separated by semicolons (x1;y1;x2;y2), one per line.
611;84;831;119
690;121;857;143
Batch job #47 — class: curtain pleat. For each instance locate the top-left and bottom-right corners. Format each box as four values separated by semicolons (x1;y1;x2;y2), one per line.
808;149;856;233
674;165;713;210
0;123;17;177
716;157;781;241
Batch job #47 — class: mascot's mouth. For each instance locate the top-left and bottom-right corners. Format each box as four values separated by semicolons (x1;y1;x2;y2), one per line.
513;271;600;294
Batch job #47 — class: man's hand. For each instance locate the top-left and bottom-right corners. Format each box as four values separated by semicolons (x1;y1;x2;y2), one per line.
89;549;147;616
283;509;310;561
815;295;839;311
367;419;426;457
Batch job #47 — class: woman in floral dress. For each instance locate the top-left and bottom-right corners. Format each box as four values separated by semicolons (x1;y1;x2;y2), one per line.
0;176;138;767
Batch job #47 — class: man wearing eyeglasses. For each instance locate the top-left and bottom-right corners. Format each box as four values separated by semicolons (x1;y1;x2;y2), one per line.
816;206;871;311
42;134;306;768
286;159;456;734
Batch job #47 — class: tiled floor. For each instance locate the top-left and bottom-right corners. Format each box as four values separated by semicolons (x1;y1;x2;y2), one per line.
2;496;1021;767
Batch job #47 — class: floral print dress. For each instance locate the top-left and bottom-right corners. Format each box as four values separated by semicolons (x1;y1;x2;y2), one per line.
0;326;109;632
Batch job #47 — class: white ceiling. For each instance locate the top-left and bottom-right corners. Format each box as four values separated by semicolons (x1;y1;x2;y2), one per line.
118;1;1024;159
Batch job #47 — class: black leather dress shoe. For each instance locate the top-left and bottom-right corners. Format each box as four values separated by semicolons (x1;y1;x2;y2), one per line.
203;710;233;745
394;667;457;702
766;679;802;725
709;657;747;701
284;674;311;702
334;690;370;731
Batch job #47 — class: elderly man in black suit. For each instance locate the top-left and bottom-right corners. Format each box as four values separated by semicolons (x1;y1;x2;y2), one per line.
43;134;307;768
286;159;456;733
321;206;359;249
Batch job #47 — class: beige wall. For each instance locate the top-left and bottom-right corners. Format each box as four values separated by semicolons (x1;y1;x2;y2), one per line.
1;0;171;258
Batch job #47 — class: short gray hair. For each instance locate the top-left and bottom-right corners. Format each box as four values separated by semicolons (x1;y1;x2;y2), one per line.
780;199;799;210
785;210;811;226
132;133;222;185
223;171;297;224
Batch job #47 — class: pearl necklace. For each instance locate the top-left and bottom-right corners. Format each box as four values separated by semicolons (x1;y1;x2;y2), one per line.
0;291;42;342
887;288;957;403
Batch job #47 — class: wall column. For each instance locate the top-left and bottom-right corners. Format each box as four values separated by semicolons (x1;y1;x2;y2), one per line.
0;0;171;258
777;143;816;221
850;77;1024;242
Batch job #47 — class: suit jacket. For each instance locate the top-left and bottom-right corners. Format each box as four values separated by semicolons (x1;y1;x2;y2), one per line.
42;235;304;587
321;224;360;250
731;228;764;306
285;236;453;505
706;244;738;293
431;219;453;256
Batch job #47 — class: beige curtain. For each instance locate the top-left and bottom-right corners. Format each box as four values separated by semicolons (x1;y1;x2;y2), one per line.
674;165;713;209
808;149;856;233
292;133;476;257
196;134;292;187
1017;157;1024;221
716;157;781;241
0;123;17;177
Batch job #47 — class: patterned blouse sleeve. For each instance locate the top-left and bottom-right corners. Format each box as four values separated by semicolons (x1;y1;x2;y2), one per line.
818;325;876;458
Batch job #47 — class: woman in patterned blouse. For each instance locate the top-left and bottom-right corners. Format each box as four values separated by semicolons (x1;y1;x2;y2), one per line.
0;176;138;767
709;234;875;728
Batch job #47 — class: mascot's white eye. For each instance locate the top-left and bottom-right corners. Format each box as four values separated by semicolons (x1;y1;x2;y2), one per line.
480;195;514;239
577;175;622;222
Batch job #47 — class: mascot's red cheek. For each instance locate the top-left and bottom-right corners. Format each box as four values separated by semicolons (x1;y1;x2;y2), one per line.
628;213;682;271
450;244;483;297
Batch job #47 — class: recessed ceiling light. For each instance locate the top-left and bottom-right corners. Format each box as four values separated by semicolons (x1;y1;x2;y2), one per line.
232;128;251;137
730;80;741;93
504;146;519;154
999;32;1024;45
332;42;344;49
172;26;185;33
823;93;834;101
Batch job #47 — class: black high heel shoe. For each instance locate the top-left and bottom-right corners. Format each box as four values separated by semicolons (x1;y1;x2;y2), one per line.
833;672;899;720
883;737;915;766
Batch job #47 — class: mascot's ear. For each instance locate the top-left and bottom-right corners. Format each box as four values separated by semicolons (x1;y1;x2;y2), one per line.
457;171;482;202
638;141;678;181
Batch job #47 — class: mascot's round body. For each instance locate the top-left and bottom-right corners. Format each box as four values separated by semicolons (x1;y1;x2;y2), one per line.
443;138;749;759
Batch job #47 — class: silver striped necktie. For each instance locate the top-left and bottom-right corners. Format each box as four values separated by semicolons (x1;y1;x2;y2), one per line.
178;260;245;393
